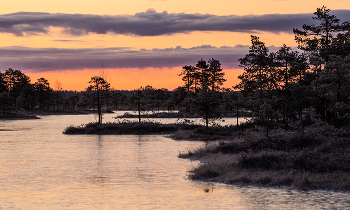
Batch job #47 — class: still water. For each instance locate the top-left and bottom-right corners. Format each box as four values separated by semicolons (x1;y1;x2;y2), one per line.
0;113;349;209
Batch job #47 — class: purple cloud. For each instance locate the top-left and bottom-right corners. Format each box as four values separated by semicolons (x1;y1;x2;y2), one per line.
0;9;348;36
0;45;255;72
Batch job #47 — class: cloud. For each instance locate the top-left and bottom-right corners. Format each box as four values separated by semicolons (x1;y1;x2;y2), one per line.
145;8;157;13
53;39;86;42
0;45;257;72
0;44;296;72
0;9;349;36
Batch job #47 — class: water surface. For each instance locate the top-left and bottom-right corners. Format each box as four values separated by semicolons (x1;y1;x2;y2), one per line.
0;114;349;209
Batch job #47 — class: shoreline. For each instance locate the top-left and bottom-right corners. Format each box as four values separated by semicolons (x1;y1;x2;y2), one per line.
116;111;254;119
30;109;115;115
63;121;204;135
175;123;350;192
183;153;350;192
63;119;350;192
0;115;40;120
187;172;350;193
0;109;117;120
0;109;40;120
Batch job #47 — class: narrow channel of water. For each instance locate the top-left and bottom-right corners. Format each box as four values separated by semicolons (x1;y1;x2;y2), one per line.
113;110;251;126
0;113;349;209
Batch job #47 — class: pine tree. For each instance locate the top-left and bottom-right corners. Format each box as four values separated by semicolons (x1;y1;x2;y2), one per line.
87;76;110;125
235;36;273;99
293;6;343;63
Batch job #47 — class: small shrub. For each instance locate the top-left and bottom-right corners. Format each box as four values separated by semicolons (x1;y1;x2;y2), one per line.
238;151;288;170
238;175;251;184
258;176;272;185
294;173;310;189
277;175;294;186
189;164;220;179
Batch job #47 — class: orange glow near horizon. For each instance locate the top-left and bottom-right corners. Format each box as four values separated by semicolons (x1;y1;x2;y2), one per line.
0;31;297;50
25;68;244;91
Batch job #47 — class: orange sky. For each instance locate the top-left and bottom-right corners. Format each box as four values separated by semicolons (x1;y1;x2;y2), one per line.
26;68;245;91
1;0;349;90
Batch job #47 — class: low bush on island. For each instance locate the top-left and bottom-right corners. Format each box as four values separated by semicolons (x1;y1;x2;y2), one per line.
63;120;203;135
0;108;39;120
63;117;257;136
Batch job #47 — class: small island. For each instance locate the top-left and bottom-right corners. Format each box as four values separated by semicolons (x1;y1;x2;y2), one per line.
0;108;40;120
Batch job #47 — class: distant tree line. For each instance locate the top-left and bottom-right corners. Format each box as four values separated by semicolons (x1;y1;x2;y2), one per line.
1;6;349;134
0;65;237;127
0;70;129;117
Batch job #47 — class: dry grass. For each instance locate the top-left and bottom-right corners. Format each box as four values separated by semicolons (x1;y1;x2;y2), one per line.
171;121;256;141
180;123;350;191
190;154;350;190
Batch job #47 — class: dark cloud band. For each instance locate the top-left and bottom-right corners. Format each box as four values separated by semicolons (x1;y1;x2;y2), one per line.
0;45;258;72
0;10;349;36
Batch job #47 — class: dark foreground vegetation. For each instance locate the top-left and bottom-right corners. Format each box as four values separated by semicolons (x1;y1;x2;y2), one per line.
178;119;350;191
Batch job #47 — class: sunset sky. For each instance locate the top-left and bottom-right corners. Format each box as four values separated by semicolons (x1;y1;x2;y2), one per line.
1;0;349;90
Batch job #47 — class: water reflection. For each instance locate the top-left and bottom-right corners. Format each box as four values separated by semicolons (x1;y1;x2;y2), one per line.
137;135;147;181
0;114;349;209
90;135;108;186
113;110;251;126
236;186;350;210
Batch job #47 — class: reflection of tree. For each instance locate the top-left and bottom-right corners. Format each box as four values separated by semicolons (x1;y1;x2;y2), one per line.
92;135;108;186
136;135;147;180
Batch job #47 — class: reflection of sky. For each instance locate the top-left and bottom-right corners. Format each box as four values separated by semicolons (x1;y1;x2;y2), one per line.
113;110;252;126
115;117;252;126
0;115;349;208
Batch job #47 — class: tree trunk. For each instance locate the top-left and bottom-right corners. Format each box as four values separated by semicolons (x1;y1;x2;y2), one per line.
97;91;102;125
137;96;141;123
236;104;239;126
266;116;269;137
